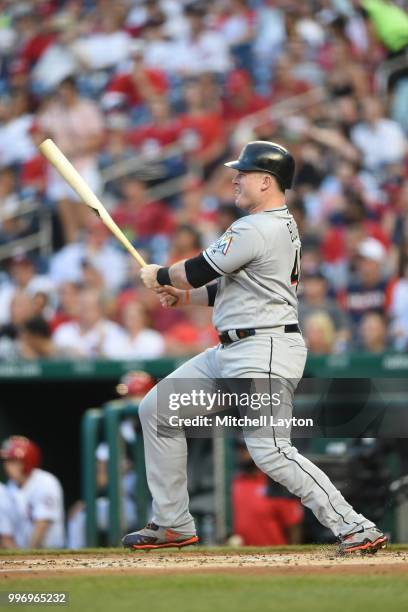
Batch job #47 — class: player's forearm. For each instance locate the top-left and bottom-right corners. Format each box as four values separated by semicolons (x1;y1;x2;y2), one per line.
29;520;52;548
164;255;220;290
168;260;192;289
142;255;220;291
188;286;210;306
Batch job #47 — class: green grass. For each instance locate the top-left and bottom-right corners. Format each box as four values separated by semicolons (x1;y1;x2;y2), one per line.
1;574;407;612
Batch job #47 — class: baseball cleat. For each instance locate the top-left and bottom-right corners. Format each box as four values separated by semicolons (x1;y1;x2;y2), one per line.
122;522;199;550
337;526;388;555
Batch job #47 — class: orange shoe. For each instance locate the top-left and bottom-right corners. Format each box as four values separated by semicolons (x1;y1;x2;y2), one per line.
122;522;199;550
338;527;388;555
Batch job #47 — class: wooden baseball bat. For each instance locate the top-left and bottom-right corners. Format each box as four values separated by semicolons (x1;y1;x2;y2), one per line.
38;138;147;268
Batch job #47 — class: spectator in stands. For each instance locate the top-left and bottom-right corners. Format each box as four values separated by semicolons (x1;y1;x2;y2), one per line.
350;98;406;174
231;442;303;545
139;15;179;73
20;121;48;199
213;0;255;71
18;315;70;360
50;281;81;332
286;35;324;87
126;1;168;35
358;310;389;353
71;9;132;72
98;113;135;198
252;0;286;75
30;12;79;95
52;288;129;359
122;283;185;335
172;3;232;75
318;164;374;225
80;259;106;294
128;96;178;153
0;89;36;167
0;290;33;360
0;254;54;326
102;40;168;115
122;300;164;359
342;237;388;327
222;69;268;126
167;224;202;265
126;97;183;181
112;177;174;258
298;271;351;353
49;216;127;294
303;311;336;355
176;175;217;234
164;308;218;356
177;79;227;177
127;97;179;153
0;435;65;548
323;37;370;100
6;57;31;94
269;54;311;105
40;76;104;243
31;290;54;322
0;167;29;244
13;8;55;72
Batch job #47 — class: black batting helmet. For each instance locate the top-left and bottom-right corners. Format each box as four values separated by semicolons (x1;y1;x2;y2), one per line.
224;141;295;190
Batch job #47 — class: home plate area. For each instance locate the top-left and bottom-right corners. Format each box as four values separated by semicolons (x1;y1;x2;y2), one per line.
1;548;408;578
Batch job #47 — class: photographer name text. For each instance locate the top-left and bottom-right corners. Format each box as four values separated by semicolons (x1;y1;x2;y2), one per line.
168;415;313;428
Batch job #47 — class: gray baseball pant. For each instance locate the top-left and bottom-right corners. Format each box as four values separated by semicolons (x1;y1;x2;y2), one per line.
138;331;374;537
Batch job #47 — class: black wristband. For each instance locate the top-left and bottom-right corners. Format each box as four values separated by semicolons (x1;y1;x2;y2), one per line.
207;283;218;306
157;267;172;286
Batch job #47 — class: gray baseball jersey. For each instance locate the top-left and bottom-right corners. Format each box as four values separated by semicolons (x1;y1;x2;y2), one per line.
203;206;301;331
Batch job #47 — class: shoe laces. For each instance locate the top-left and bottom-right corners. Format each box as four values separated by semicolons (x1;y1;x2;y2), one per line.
146;522;159;531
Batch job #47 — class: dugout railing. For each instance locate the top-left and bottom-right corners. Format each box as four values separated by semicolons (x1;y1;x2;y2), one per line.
81;401;149;546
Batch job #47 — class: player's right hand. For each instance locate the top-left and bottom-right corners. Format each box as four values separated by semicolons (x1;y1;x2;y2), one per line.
155;285;183;308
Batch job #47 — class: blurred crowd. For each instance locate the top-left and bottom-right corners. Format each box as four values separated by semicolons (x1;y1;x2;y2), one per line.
0;0;407;359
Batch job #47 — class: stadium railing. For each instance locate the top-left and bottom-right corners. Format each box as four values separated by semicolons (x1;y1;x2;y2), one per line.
81;401;149;547
0;199;52;263
1;353;407;380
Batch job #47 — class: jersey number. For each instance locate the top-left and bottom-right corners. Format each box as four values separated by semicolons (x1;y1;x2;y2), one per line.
290;249;301;290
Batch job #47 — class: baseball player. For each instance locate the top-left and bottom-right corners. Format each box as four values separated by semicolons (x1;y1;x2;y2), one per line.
0;436;65;548
122;141;387;555
0;482;16;548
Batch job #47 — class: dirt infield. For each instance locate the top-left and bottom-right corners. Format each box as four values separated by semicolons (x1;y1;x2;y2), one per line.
1;548;408;579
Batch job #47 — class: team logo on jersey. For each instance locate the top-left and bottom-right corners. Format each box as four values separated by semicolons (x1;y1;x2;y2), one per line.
211;229;233;256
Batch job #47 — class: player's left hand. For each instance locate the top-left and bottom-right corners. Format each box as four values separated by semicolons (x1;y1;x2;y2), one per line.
155;285;183;308
140;264;161;289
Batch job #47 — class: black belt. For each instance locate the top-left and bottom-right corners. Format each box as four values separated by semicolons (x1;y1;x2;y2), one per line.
218;324;300;346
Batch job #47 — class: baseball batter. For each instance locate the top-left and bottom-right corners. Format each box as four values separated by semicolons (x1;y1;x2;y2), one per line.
122;141;387;555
